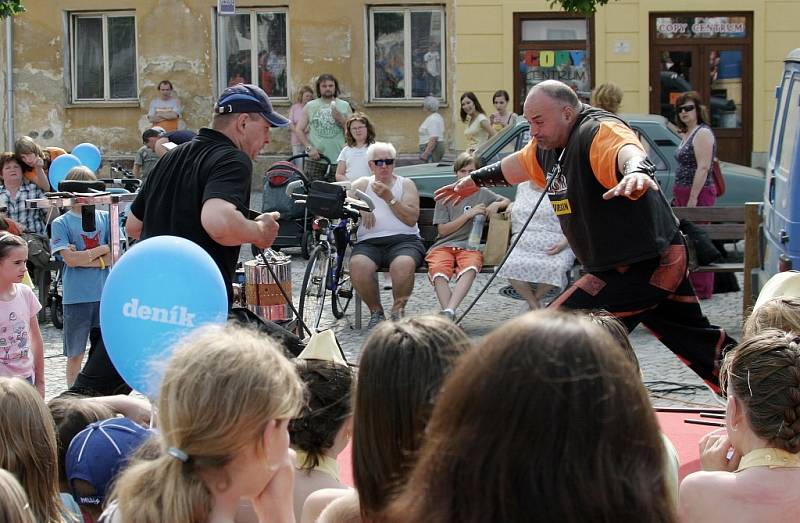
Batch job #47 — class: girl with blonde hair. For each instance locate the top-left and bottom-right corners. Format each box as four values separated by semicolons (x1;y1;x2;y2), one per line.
0;377;77;523
105;323;304;523
742;296;800;339
679;330;800;522
0;468;35;523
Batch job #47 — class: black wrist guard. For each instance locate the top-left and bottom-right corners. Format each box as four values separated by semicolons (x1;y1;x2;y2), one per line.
622;157;656;178
469;162;509;187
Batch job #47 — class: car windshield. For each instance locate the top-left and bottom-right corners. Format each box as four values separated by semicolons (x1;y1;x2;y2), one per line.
664;120;683;140
475;119;521;158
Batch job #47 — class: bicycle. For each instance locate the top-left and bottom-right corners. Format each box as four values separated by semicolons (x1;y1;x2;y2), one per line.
289;180;374;334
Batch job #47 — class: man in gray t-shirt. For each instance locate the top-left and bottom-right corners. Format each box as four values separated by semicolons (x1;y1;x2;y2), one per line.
133;128;163;180
425;154;510;319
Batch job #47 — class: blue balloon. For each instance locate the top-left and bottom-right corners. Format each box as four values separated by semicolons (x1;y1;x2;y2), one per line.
72;142;102;171
99;236;228;397
48;154;82;190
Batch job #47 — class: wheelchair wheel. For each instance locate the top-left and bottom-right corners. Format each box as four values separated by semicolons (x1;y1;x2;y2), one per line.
50;295;63;329
298;245;330;334
331;250;352;319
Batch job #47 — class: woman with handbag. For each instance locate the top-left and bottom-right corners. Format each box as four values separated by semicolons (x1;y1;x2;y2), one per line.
672;91;718;299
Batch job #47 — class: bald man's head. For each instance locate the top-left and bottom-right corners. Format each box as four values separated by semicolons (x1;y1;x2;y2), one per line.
522;81;581;150
525;80;581;111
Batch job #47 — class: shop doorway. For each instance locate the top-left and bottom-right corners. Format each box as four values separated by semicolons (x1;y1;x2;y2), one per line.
649;13;752;165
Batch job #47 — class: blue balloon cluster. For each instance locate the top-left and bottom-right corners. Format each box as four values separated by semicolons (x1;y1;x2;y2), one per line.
47;143;103;190
99;236;228;398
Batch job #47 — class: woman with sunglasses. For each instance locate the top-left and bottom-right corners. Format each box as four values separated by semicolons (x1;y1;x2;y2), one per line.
349;142;425;328
673;91;718;299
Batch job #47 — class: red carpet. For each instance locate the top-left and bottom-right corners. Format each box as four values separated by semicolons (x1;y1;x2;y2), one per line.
335;409;723;486
656;409;724;480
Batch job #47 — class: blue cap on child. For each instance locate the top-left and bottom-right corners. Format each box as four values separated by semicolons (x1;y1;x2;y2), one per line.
66;417;151;506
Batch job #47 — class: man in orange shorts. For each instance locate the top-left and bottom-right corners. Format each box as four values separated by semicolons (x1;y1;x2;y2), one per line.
426;153;509;320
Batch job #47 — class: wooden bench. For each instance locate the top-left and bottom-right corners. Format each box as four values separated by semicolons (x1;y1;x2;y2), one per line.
352;203;764;328
353;208;498;328
672;202;762;314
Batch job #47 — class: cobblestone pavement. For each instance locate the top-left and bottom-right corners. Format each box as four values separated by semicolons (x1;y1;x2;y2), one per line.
42;192;741;409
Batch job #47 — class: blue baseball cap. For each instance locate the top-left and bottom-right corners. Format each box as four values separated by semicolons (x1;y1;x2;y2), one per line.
66;417;151;506
215;83;290;128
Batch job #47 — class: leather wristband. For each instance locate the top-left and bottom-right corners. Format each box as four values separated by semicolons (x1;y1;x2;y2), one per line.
469;162;509;187
622;157;656;178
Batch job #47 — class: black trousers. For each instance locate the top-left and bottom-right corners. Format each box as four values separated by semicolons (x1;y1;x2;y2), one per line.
550;237;735;393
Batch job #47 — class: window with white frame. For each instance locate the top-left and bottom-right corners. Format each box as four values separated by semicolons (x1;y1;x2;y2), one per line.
217;9;288;99
369;6;445;101
70;12;137;102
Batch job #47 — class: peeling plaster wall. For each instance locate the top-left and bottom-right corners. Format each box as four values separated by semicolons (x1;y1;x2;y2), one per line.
0;20;8;150
10;0;456;158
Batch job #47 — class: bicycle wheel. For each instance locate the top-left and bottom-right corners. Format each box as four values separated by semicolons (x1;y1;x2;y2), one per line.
298;245;330;334
331;246;353;319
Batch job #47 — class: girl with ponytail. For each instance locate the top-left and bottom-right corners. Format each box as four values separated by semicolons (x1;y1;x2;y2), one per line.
103;323;304;523
679;330;800;522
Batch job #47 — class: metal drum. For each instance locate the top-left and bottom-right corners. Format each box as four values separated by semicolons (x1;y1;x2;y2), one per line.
244;250;293;322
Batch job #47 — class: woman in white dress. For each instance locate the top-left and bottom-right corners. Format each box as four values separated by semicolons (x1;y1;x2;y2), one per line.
497;181;575;309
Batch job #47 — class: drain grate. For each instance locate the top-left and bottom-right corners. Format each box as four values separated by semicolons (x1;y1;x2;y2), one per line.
498;284;562;303
499;285;523;300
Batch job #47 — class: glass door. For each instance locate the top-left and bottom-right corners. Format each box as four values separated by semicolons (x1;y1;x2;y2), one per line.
649;13;752;165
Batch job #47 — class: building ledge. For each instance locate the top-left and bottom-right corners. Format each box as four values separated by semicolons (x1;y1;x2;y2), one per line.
362;100;449;109
65;102;142;109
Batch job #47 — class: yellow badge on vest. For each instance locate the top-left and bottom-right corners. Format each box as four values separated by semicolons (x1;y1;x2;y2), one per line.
551;199;572;215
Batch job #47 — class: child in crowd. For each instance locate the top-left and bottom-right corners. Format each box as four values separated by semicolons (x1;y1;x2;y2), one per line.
289;358;354;519
66;417;151;522
384;310;677;523
15;135;66;191
304;315;471;523
132;127;164;180
742;296;800;338
583;309;680;505
425;153;509;320
50;166;111;386
103;323;303;523
0;214;33;288
0;376;81;522
48;393;152;502
678;330;800;522
0;234;44;396
0;468;36;523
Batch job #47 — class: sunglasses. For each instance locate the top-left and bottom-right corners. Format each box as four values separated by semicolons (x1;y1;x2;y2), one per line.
372;159;395;166
677;104;696;114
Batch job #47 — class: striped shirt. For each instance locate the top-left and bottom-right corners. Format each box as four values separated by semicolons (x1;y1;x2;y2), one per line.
0;181;46;234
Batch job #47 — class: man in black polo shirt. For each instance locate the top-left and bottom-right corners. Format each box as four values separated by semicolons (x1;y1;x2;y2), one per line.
436;80;735;394
126;83;289;305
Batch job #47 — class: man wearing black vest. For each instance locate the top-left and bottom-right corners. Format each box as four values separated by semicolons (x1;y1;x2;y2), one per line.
436;80;734;393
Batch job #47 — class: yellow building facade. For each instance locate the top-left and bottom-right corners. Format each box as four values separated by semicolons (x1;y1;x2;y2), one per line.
0;0;456;161
454;0;798;167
